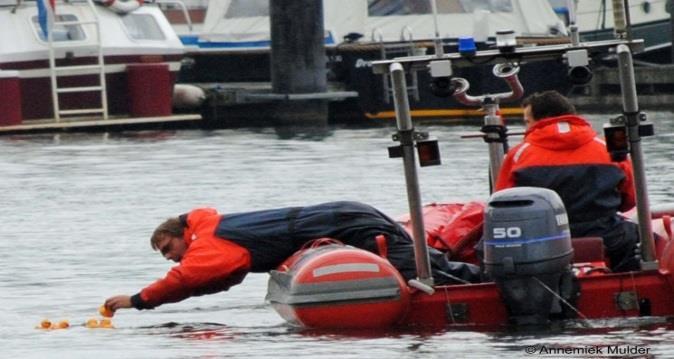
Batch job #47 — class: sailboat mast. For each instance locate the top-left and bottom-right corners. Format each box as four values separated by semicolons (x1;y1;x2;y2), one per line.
430;0;444;56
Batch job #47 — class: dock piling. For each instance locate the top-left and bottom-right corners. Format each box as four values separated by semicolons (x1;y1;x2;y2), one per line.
269;0;328;127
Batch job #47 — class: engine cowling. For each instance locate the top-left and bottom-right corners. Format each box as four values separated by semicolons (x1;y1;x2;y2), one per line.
483;187;575;325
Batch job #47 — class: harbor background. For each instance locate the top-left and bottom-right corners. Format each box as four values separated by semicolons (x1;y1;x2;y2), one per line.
1;112;674;358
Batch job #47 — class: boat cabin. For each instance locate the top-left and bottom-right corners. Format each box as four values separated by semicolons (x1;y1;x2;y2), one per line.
183;0;566;51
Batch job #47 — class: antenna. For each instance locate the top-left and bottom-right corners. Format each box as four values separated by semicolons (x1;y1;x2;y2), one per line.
430;0;444;56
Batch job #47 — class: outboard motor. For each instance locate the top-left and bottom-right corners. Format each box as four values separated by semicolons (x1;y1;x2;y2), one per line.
483;187;575;325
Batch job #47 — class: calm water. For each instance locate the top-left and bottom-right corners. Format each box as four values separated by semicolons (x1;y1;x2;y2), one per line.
2;113;674;358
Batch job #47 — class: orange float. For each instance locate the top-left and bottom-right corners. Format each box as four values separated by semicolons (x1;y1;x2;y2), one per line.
85;318;99;328
99;305;114;318
99;318;114;328
39;319;51;329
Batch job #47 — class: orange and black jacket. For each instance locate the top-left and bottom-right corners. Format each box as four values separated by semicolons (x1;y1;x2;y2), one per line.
495;114;636;223
131;208;251;310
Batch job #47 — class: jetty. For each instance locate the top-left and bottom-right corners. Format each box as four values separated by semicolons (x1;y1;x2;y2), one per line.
0;114;201;136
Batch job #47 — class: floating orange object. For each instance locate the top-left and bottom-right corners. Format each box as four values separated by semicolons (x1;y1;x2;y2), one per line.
98;305;114;318
36;319;70;330
85;318;99;328
99;318;114;329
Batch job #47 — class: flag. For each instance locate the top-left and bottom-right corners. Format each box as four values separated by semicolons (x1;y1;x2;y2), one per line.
37;0;56;39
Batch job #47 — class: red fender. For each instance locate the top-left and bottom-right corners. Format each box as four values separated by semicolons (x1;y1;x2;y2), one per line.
269;242;411;329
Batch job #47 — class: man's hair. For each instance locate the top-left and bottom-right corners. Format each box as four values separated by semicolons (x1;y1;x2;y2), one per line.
150;217;185;250
521;90;576;121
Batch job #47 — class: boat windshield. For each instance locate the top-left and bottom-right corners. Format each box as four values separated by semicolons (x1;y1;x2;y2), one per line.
31;14;86;42
225;0;269;18
122;14;166;40
368;0;513;15
219;0;514;19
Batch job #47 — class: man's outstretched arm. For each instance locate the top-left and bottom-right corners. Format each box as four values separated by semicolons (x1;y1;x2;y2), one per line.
105;295;132;311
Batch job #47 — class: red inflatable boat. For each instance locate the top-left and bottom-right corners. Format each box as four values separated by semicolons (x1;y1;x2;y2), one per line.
267;32;670;330
266;201;674;329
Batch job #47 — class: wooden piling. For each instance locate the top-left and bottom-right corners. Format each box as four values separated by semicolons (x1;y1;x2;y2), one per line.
269;0;328;126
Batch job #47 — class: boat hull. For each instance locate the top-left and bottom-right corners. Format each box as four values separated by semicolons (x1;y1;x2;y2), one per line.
581;19;672;63
401;266;674;328
2;55;181;120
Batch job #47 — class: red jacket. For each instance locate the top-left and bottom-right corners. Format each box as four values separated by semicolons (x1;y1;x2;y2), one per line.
133;208;251;309
496;115;635;222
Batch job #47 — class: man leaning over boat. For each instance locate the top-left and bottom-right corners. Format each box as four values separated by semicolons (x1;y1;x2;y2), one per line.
104;201;481;312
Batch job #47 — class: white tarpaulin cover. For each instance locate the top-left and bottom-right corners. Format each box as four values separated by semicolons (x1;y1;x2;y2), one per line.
200;0;565;46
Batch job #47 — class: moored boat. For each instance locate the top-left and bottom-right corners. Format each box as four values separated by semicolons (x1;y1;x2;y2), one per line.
169;0;578;122
549;0;672;63
0;0;197;132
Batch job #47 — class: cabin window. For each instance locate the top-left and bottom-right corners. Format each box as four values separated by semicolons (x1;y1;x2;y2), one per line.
122;14;166;40
224;0;269;18
368;0;513;15
31;14;86;42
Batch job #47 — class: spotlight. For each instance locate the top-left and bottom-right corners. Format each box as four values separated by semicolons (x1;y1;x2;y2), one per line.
565;49;593;85
430;77;457;97
496;30;517;53
428;60;455;97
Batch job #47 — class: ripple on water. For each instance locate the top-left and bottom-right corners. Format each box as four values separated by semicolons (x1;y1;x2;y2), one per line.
2;123;674;357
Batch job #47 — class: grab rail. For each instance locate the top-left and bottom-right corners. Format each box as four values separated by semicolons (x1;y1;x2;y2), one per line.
154;0;193;32
451;63;523;106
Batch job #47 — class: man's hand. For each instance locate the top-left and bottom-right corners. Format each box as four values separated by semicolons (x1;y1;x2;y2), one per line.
105;295;133;311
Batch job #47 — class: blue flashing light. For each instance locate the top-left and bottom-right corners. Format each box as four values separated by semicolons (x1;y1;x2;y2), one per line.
553;7;570;16
458;36;476;56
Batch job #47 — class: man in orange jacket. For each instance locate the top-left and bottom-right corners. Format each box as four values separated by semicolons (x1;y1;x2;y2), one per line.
105;201;481;311
495;90;639;272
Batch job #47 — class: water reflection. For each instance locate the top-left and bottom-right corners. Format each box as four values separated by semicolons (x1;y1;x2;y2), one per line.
137;322;235;342
1;117;673;358
272;125;334;140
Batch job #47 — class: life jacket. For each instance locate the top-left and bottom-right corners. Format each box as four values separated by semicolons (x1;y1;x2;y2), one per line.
496;115;635;224
397;202;485;265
